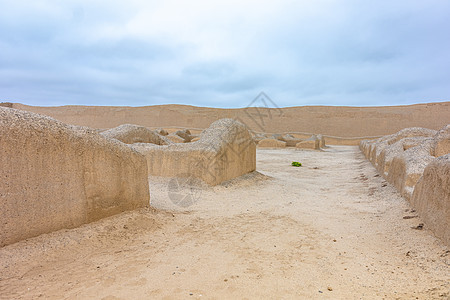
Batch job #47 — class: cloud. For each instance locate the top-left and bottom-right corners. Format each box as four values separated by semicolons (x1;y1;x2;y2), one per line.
0;0;449;107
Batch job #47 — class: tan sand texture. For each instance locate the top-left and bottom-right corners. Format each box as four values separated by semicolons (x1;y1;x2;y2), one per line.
0;107;150;247
0;147;448;299
131;118;256;186
360;125;450;246
9;101;450;137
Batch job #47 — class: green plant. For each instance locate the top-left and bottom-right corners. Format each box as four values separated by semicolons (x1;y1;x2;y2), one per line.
291;161;302;167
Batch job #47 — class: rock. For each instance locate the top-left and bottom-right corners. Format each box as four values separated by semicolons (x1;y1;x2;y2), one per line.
0;107;150;247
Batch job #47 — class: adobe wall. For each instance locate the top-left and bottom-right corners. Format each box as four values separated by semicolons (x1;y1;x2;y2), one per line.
0;108;150;247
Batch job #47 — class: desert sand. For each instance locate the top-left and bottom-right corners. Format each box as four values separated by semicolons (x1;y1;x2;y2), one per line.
5;101;450;138
1;147;448;299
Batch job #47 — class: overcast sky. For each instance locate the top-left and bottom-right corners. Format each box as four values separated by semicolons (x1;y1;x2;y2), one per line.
1;0;449;108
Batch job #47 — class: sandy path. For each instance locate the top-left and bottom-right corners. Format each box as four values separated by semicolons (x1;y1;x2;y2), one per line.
0;146;448;299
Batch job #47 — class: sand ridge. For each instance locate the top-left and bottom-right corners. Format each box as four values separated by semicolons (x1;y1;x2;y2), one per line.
7;101;450;138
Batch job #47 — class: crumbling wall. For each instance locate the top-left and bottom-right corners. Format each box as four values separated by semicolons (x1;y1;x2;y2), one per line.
0;108;150;247
101;124;171;145
257;138;287;148
410;155;450;246
132;118;256;185
360;125;450;246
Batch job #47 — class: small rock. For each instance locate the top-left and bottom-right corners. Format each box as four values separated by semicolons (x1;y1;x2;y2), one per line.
403;215;418;219
411;223;424;230
327;287;333;291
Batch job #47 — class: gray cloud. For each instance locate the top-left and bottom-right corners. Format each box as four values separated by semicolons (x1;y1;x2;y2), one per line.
0;0;449;107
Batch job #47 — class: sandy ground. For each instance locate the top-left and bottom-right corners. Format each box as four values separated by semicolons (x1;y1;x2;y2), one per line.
0;146;449;299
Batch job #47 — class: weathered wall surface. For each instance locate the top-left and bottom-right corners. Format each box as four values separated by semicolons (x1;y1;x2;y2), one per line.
296;136;320;150
132;119;256;186
360;125;450;246
257;138;287;148
0;108;150;247
410;155;450;246
10;101;450;138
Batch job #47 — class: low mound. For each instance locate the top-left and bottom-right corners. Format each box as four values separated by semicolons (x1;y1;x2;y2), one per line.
101;124;170;145
132;119;256;185
0;107;150;247
258;138;287;148
360;125;450;246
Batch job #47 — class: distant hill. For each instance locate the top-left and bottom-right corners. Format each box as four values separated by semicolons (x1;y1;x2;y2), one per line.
6;101;450;138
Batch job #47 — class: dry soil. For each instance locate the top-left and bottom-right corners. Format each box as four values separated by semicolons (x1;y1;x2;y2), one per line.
0;147;449;299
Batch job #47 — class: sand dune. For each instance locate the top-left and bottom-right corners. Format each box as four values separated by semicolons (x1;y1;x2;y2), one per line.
5;101;450;137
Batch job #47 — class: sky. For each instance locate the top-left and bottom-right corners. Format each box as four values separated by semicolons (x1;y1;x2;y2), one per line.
0;0;449;108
